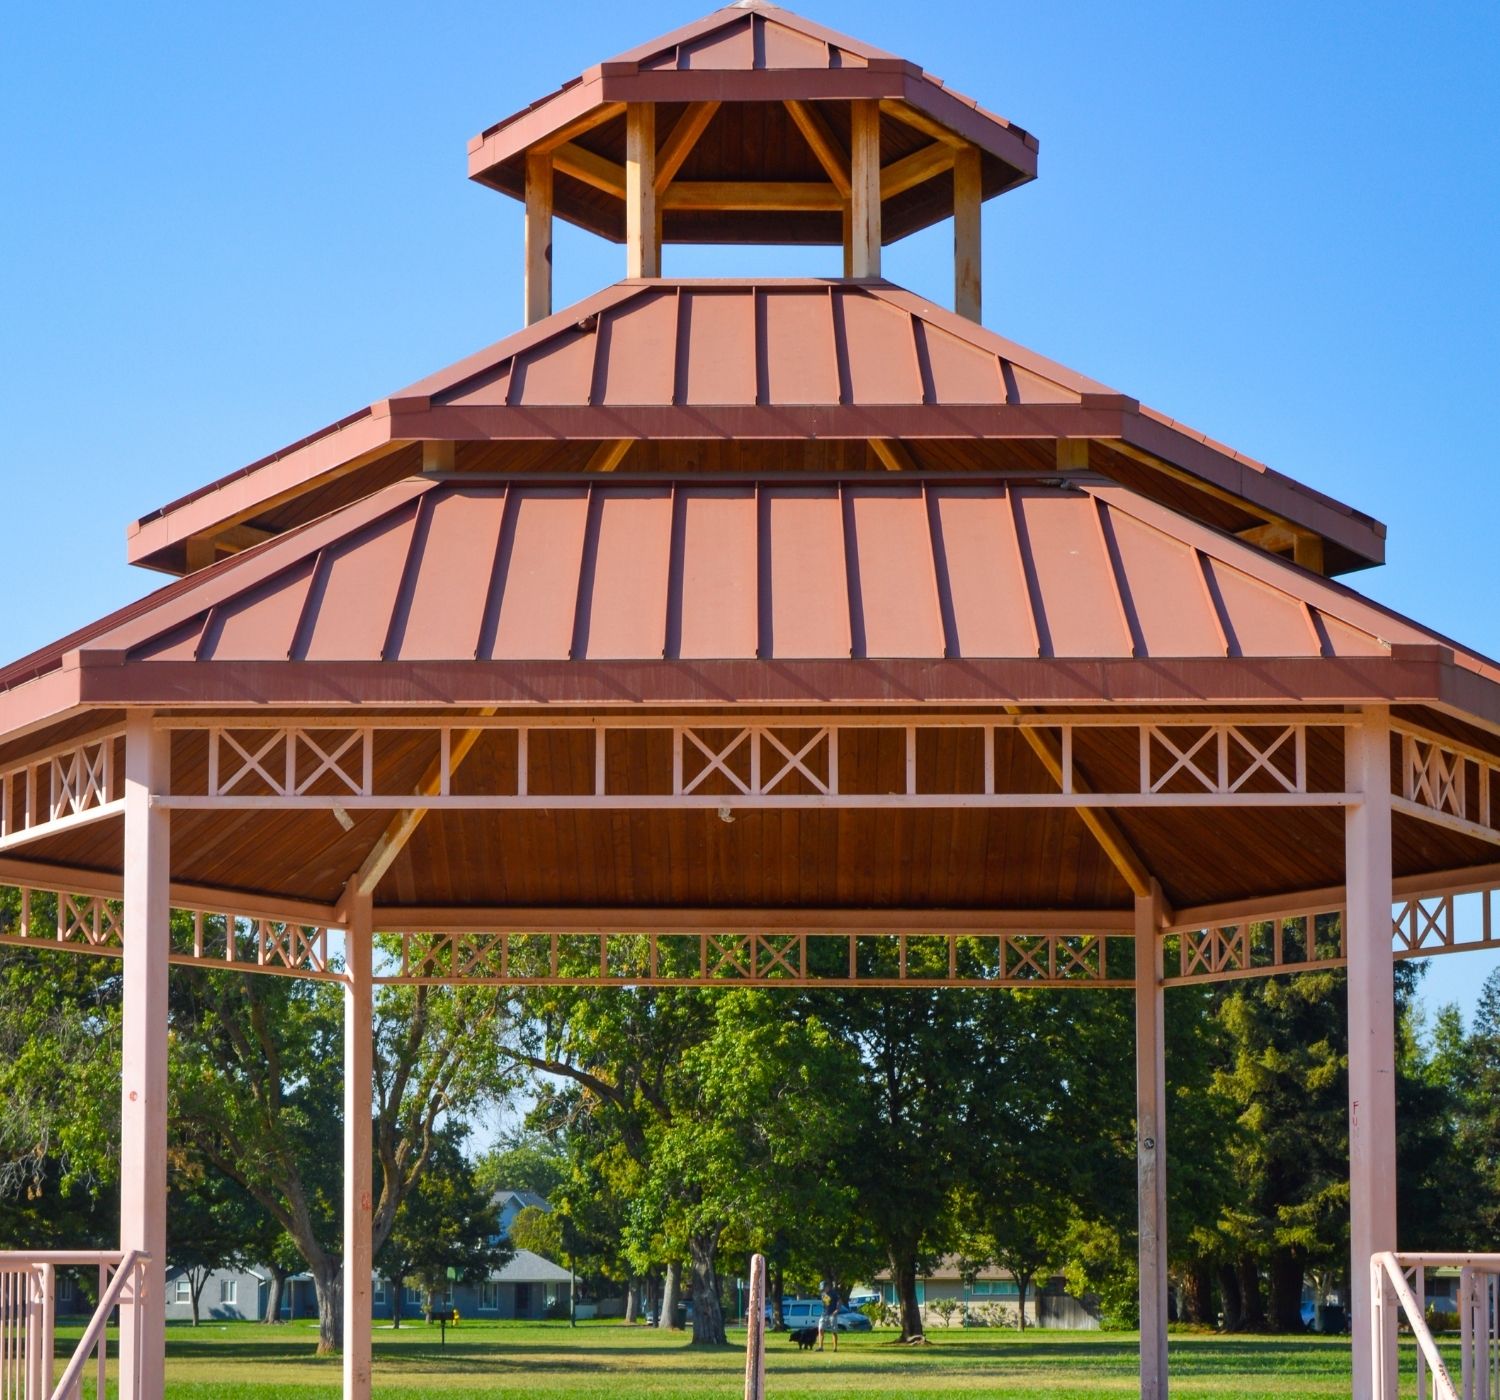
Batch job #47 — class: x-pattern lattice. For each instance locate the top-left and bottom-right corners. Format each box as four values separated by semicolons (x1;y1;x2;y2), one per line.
1143;725;1303;795
210;728;367;798
0;728;124;850
676;727;831;797
58;895;123;949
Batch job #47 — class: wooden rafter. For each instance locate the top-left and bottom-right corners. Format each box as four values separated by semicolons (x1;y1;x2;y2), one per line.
586;440;634;473
553;142;625;198
878;98;964;149
880;142;954;201
531;101;626;156
783;100;851;198
655;101;720;193
868;439;917;472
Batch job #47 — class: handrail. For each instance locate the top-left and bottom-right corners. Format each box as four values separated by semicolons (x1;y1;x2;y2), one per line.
48;1250;147;1400
1374;1252;1459;1400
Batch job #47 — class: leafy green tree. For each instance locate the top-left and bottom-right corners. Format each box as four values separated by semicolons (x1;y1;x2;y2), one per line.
474;1130;568;1201
509;1204;564;1262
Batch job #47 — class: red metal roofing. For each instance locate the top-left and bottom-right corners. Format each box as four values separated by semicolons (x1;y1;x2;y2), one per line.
127;280;1386;577
83;477;1499;675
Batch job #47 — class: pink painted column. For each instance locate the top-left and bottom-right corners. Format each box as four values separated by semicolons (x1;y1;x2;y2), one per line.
119;713;170;1399
1135;884;1169;1400
343;892;374;1400
1345;707;1397;1400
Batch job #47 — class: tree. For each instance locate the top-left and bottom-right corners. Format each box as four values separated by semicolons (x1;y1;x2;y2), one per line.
170;936;517;1353
166;1163;263;1325
474;1130;568;1201
509;1205;564;1262
377;1129;509;1325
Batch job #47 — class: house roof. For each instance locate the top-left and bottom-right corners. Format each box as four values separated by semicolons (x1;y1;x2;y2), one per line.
126;280;1385;578
492;1249;573;1285
466;2;1037;245
495;1189;551;1214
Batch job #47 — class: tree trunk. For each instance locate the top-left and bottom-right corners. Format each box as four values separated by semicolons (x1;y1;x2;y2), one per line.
687;1234;727;1346
391;1277;403;1328
893;1253;925;1343
312;1265;343;1355
1236;1256;1266;1331
1183;1260;1215;1325
623;1279;639;1324
264;1268;284;1324
1217;1262;1243;1331
645;1272;659;1326
658;1261;682;1330
770;1262;785;1330
1016;1273;1031;1332
1267;1250;1305;1333
189;1270;206;1326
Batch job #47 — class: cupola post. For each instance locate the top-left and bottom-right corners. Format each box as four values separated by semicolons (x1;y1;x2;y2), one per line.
954;146;982;321
849;99;882;278
524;152;553;324
626;104;660;278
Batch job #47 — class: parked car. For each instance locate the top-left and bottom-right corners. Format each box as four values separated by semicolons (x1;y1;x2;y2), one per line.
766;1299;871;1331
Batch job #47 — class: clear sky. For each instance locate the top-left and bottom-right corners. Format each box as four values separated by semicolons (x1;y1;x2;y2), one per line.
3;1;1498;1018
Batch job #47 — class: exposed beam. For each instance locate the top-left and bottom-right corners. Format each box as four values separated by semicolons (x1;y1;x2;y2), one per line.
524;152;553;326
783;100;851;198
878;97;964;149
553;142;626;199
1294;533;1326;574
1237;520;1326;574
661;181;843;212
531;101;627;156
849;99;882;278
880;141;954;201
868;439;917;472
350;711;498;898
585;440;634;473
421;440;455;474
953;144;982;323
655;101;720;193
1008;705;1160;905
625;104;659;278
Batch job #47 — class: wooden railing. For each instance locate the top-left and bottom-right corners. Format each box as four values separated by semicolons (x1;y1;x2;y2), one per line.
0;1251;147;1400
1373;1252;1500;1400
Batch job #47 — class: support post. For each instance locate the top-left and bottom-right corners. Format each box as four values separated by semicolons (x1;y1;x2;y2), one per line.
119;712;169;1400
342;891;374;1400
524;152;553;325
849;99;881;278
953;144;982;322
1346;708;1397;1400
626;104;660;278
1135;882;1168;1400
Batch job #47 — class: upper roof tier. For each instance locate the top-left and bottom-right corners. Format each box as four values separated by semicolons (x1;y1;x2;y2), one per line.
127;279;1386;579
467;0;1038;245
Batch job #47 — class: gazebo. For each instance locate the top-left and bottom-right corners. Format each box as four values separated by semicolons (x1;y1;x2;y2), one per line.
1;5;1498;1398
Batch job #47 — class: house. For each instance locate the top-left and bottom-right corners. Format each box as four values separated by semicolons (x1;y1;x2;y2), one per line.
492;1189;550;1242
374;1248;573;1322
163;1265;269;1324
871;1257;1099;1330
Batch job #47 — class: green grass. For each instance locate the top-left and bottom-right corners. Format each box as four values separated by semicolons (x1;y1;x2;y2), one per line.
52;1317;1457;1399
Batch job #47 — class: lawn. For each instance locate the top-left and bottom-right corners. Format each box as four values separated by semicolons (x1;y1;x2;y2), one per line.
54;1318;1451;1399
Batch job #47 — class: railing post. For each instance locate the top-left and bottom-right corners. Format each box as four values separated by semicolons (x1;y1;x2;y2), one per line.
1135;883;1169;1400
342;892;374;1400
743;1253;766;1400
26;1262;53;1400
1348;710;1397;1400
119;713;170;1400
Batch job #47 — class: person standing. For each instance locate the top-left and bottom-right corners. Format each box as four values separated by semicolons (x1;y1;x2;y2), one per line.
817;1279;839;1353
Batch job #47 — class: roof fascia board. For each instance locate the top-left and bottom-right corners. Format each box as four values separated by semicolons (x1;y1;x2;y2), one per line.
0;667;85;749
469;78;610;185
65;654;1495;724
1119;415;1386;567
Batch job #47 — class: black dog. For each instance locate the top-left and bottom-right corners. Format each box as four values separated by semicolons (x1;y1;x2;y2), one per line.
788;1327;819;1350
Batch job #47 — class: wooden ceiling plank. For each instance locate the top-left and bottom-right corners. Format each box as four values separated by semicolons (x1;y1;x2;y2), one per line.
879;97;965;149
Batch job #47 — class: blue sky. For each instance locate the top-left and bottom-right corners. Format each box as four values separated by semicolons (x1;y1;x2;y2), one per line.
3;1;1498;1018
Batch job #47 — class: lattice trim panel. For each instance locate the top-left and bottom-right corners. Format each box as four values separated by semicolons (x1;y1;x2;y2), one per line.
0;884;342;982
1394;724;1500;848
158;713;1353;812
373;929;1138;988
0;729;125;851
